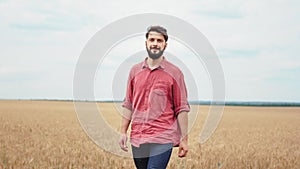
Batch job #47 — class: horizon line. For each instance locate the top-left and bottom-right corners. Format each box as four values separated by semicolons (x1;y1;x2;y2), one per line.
1;98;300;107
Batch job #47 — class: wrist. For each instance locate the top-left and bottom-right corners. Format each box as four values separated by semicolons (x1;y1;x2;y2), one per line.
181;135;188;142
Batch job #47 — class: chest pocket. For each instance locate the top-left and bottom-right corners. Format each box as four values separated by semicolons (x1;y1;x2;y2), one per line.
152;81;171;96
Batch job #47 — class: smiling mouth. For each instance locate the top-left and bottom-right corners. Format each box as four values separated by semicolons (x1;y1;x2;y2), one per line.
150;48;160;53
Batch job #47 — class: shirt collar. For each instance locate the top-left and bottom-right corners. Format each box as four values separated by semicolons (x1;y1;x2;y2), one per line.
142;57;166;70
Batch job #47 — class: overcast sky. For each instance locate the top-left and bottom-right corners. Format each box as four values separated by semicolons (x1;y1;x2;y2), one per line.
1;0;299;102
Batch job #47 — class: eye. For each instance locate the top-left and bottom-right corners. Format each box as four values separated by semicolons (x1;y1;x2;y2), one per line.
157;39;163;43
149;38;155;42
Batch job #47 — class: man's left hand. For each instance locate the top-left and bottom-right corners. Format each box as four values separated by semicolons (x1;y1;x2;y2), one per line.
178;139;188;158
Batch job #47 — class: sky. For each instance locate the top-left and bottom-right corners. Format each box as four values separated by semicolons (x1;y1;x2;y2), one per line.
0;0;300;102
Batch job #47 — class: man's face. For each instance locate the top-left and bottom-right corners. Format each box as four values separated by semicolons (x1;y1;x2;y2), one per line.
145;31;167;59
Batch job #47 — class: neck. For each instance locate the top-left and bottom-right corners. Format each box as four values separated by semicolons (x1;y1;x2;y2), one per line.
147;56;163;69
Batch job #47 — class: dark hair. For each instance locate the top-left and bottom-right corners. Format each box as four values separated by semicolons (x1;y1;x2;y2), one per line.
146;25;168;42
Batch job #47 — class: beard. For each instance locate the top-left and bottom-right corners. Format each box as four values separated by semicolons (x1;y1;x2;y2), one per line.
146;47;165;60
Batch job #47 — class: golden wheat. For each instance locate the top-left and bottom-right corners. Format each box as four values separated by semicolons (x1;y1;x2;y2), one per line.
0;100;299;169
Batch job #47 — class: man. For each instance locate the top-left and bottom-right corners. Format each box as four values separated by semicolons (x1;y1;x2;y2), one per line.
119;25;190;169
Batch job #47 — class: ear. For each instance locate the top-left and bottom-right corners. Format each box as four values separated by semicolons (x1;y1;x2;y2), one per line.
164;42;168;50
145;40;147;47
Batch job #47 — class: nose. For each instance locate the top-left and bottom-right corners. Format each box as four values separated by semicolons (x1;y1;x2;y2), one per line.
152;40;159;46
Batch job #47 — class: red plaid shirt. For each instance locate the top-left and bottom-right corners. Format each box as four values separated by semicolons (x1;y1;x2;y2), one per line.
122;58;190;147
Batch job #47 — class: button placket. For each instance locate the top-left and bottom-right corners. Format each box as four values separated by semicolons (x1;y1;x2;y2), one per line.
144;70;150;111
140;69;151;138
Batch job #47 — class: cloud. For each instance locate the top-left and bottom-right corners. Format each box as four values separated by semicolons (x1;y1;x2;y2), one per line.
191;0;300;52
0;0;299;101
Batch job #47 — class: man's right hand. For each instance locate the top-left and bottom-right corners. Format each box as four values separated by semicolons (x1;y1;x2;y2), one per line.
119;133;128;152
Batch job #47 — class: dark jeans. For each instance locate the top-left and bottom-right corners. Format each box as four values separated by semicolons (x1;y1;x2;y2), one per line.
132;143;173;169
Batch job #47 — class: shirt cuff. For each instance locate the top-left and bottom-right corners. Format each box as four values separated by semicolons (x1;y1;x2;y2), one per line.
175;104;190;116
122;101;132;111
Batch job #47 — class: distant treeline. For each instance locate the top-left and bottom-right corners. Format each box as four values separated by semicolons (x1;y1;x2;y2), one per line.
189;101;300;107
1;99;300;107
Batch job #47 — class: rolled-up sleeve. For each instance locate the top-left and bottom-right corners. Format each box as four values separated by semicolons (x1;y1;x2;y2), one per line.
173;72;190;116
122;70;134;111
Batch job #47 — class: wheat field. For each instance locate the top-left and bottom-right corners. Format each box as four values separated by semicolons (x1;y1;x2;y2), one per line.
0;100;299;169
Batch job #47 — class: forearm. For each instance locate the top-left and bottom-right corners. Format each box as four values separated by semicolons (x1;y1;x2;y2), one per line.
177;111;188;141
121;108;132;134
